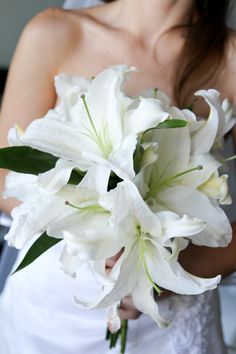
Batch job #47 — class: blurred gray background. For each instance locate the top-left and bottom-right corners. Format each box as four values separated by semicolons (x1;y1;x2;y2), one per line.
0;0;63;68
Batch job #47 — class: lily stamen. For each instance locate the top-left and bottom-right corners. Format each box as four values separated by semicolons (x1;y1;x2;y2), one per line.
220;155;236;163
65;200;81;210
80;94;99;142
65;200;109;214
80;93;111;158
146;165;203;199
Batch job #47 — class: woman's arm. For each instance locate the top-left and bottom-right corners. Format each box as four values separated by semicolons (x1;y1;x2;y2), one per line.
0;8;75;214
180;223;236;278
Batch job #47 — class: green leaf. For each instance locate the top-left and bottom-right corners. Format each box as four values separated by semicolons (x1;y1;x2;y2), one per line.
141;119;188;139
0;146;58;174
133;139;144;174
155;119;188;129
0;146;86;185
108;172;122;191
12;232;62;274
68;169;86;185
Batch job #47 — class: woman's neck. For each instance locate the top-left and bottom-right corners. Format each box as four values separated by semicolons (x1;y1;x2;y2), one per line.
112;0;195;45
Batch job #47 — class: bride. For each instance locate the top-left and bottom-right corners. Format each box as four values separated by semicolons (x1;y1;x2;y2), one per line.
0;0;236;353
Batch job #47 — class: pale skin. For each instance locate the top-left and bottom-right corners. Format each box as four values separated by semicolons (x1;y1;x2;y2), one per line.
0;0;236;321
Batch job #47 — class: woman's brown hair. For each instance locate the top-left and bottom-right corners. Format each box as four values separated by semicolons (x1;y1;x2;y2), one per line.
102;0;231;107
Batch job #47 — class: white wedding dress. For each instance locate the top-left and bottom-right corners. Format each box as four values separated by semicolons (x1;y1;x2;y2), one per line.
0;240;227;354
0;1;235;353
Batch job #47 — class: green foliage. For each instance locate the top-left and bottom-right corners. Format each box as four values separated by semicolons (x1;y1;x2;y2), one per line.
12;232;62;274
0;146;85;184
0;146;58;174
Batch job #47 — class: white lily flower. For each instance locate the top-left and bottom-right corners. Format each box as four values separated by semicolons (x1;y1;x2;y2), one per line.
8;65;170;182
72;181;219;328
138;126;232;247
152;88;234;156
4;164;113;251
45;165;126;275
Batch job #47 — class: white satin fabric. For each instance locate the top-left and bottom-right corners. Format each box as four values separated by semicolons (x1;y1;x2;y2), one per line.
0;241;227;354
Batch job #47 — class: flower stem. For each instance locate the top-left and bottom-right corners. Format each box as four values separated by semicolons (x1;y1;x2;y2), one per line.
120;320;128;354
105;320;128;353
146;165;203;199
106;328;120;349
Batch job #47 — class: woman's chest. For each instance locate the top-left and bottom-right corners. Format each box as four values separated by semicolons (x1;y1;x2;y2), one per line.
58;21;230;117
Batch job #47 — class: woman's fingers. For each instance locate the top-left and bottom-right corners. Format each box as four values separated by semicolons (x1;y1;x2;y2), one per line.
118;295;141;320
105;248;124;273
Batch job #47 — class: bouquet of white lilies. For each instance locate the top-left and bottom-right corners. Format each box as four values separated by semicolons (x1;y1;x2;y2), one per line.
0;65;235;353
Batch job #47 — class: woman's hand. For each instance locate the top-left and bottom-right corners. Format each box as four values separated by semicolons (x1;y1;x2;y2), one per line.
105;249;124;272
118;295;141;320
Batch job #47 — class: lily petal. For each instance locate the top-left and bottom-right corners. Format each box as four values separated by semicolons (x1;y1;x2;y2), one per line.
55;73;90;100
192;90;221;155
132;274;170;328
181;153;221;188
62;226;122;261
157;185;232;246
3;172;38;202
77;165;111;196
146;127;191;185
5;194;65;248
59;245;85;277
156;211;206;242
38;158;76;194
124;98;169;135
198;172;232;205
146;242;221;294
73;244;138;309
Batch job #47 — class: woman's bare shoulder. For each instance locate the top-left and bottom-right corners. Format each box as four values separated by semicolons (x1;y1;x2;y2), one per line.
19;8;84;66
1;8;89;136
19;5;114;73
26;4;113;42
